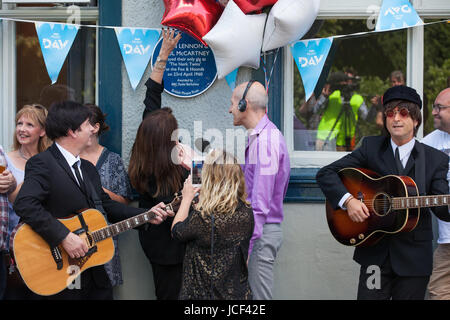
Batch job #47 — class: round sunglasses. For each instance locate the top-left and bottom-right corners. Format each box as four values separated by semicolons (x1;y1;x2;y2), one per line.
384;107;410;118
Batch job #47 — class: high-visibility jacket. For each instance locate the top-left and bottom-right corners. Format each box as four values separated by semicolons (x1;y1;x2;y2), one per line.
316;90;364;147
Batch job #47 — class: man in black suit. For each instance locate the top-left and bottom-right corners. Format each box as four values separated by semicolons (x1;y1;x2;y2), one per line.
317;85;450;300
13;101;171;300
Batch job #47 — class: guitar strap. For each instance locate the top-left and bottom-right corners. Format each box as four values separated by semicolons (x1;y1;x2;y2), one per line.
84;174;106;215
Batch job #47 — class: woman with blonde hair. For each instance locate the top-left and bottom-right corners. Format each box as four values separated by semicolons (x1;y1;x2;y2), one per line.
171;149;254;300
5;104;51;299
7;104;51;203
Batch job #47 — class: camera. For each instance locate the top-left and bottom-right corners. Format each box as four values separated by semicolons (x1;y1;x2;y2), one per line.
328;71;360;101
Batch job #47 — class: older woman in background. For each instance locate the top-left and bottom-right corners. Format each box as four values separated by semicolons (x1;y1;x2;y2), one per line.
5;104;51;299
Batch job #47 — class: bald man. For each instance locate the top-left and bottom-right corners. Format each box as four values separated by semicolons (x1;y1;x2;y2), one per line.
422;88;450;300
229;81;290;300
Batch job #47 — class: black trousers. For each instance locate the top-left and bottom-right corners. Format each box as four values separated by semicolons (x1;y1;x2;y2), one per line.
0;251;6;300
357;258;429;300
151;262;182;300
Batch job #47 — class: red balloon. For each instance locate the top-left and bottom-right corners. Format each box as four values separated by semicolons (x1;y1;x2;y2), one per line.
161;0;224;46
234;0;278;13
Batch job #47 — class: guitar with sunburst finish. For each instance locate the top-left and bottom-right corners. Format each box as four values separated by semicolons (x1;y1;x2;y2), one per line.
326;168;450;247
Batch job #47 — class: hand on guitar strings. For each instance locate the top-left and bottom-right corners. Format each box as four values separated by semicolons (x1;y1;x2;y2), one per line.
346;197;370;223
61;232;89;259
148;202;174;225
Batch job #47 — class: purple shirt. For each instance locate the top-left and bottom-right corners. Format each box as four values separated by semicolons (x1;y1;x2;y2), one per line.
242;115;290;255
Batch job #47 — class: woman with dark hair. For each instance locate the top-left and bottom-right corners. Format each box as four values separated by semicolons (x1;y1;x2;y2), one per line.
81;104;132;204
128;107;189;300
80;104;133;292
127;27;191;300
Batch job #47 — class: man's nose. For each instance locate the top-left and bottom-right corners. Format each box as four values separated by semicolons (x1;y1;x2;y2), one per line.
432;108;439;116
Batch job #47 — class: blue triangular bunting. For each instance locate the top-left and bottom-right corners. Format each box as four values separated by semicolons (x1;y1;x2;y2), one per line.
290;38;333;101
114;28;161;90
376;0;423;31
225;68;238;90
35;22;79;84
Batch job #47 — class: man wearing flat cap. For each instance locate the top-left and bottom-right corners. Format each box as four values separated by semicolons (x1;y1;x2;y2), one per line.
316;85;450;300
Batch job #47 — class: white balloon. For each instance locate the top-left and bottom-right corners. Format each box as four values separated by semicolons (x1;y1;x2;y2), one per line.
262;0;321;52
202;0;267;79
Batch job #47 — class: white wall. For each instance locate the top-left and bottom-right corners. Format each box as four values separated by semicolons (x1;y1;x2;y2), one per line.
273;203;359;299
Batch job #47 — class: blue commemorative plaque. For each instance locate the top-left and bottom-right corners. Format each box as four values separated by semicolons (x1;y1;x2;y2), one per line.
151;33;217;98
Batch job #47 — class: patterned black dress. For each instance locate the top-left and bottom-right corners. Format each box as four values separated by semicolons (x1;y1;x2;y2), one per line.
172;200;254;300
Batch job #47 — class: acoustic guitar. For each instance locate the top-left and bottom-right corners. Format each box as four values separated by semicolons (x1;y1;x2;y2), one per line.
326;168;449;247
12;193;183;296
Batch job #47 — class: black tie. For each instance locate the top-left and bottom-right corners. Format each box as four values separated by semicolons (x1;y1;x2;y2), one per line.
395;147;403;175
72;162;87;194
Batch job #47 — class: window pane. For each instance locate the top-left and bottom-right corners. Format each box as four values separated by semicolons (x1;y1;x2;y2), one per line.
16;21;96;111
293;19;407;152
423;19;450;137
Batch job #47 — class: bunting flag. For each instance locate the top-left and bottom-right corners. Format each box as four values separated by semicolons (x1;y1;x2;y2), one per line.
225;68;238;90
290;37;333;101
376;0;423;31
35;22;79;84
114;27;161;90
1;8;444;98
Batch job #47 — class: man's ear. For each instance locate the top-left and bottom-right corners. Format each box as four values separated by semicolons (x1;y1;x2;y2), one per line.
67;129;77;139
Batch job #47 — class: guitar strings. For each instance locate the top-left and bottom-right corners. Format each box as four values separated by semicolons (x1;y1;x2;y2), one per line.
350;197;443;212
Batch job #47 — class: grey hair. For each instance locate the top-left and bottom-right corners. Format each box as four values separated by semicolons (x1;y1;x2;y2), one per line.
246;85;268;111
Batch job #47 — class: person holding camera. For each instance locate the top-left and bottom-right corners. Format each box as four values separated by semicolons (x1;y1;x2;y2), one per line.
171;149;254;300
316;70;368;151
370;70;406;129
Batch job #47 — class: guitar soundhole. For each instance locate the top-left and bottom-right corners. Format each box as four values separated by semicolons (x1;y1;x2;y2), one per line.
372;193;392;217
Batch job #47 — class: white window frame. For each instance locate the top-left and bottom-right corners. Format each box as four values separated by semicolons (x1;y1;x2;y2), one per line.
0;3;98;149
284;0;450;168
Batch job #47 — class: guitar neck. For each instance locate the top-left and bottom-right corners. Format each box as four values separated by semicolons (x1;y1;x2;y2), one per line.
392;194;450;210
90;210;157;243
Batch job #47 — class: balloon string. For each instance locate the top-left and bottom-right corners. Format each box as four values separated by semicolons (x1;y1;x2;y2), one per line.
261;48;280;94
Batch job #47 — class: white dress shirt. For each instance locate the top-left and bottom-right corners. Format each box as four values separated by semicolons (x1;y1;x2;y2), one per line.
55;142;83;185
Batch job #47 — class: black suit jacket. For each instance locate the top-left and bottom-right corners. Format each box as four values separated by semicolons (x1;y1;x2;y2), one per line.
138;170;188;266
316;136;450;276
14;143;146;287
